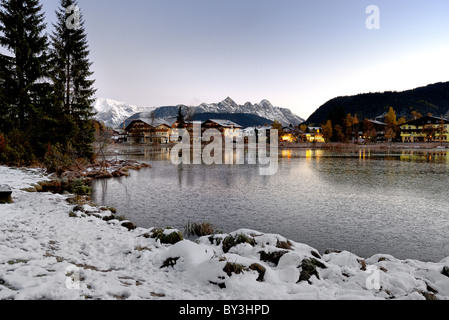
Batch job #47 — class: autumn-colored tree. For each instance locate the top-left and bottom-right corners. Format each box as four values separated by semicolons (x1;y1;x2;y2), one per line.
271;121;284;139
92;121;112;169
344;114;355;142
361;119;375;143
385;107;398;128
0;133;6;152
384;107;403;143
411;110;423;120
437;118;448;146
422;124;437;143
385;128;396;144
299;124;309;133
334;125;345;142
322;120;333;143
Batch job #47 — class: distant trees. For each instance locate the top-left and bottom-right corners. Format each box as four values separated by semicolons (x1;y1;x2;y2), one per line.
322;120;333;143
411;110;423;120
271;121;284;139
316;106;419;144
362;119;377;143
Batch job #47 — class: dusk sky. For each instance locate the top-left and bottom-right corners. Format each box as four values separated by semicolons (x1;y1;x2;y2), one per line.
35;1;449;118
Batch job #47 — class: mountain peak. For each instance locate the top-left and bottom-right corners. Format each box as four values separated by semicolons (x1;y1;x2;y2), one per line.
97;97;305;128
259;99;273;106
221;97;237;104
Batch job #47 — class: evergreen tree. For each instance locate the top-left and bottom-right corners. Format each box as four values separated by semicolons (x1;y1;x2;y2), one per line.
49;0;96;159
177;106;185;129
0;0;54;160
0;0;49;132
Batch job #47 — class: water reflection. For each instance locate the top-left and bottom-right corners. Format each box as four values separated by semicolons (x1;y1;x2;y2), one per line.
92;147;449;262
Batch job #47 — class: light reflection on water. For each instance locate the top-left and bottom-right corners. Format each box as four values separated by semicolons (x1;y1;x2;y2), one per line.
92;148;449;262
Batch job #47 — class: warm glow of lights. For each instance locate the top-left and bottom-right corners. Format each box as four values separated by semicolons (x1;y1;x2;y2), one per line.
306;149;313;159
281;134;295;143
282;150;292;158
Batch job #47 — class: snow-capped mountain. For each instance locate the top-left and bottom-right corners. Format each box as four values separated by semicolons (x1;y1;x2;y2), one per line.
194;97;305;126
95;97;305;128
152;97;305;127
94;98;155;128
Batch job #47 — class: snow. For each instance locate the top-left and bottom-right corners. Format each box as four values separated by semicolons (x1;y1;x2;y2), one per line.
196;98;305;127
1;166;449;300
94;98;155;129
95;97;306;129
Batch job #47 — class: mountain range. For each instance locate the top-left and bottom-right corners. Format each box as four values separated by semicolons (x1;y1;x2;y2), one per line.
94;97;305;129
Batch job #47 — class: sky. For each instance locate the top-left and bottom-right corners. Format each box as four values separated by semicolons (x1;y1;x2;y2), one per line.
14;1;449;118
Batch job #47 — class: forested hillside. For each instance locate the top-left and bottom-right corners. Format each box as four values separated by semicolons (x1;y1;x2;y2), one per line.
306;82;449;126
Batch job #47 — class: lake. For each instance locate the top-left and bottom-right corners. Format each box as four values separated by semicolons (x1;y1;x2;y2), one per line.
92;147;449;262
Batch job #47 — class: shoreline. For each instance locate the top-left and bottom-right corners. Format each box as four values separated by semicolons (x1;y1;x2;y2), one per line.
1;166;449;300
104;142;449;157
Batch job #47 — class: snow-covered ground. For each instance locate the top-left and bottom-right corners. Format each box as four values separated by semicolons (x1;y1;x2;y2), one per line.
1;166;449;300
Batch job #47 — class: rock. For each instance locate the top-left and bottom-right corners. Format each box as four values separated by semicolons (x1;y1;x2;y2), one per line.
324;249;342;255
0;185;12;204
32;184;43;192
38;180;63;193
249;263;266;282
95;171;114;179
297;258;327;284
60;171;82;181
161;257;180;269
121;221;137;231
151;228;184;245
259;251;288;266
442;266;449;278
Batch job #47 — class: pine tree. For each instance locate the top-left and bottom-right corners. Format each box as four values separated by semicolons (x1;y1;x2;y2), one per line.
0;0;54;161
0;0;49;131
49;0;96;159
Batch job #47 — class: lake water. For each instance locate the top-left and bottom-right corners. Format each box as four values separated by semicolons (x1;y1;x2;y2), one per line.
92;148;449;262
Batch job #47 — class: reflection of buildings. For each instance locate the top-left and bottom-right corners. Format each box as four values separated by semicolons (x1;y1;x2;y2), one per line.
400;116;449;143
399;150;449;163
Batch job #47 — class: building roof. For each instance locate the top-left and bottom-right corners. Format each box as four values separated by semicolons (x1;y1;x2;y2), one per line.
368;119;386;126
205;119;243;128
402;115;449;127
125;118;173;131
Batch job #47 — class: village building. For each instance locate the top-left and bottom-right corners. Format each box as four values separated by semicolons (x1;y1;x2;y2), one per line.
111;129;127;144
243;125;272;143
125;118;172;145
357;119;387;143
400;115;449;143
304;127;325;143
202;119;243;141
281;126;303;143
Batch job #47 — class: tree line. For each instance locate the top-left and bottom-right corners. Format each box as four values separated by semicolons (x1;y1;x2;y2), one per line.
317;107;447;143
0;0;96;170
306;82;449;127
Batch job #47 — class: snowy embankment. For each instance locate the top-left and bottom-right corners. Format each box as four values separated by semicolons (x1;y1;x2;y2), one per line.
1;166;449;300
